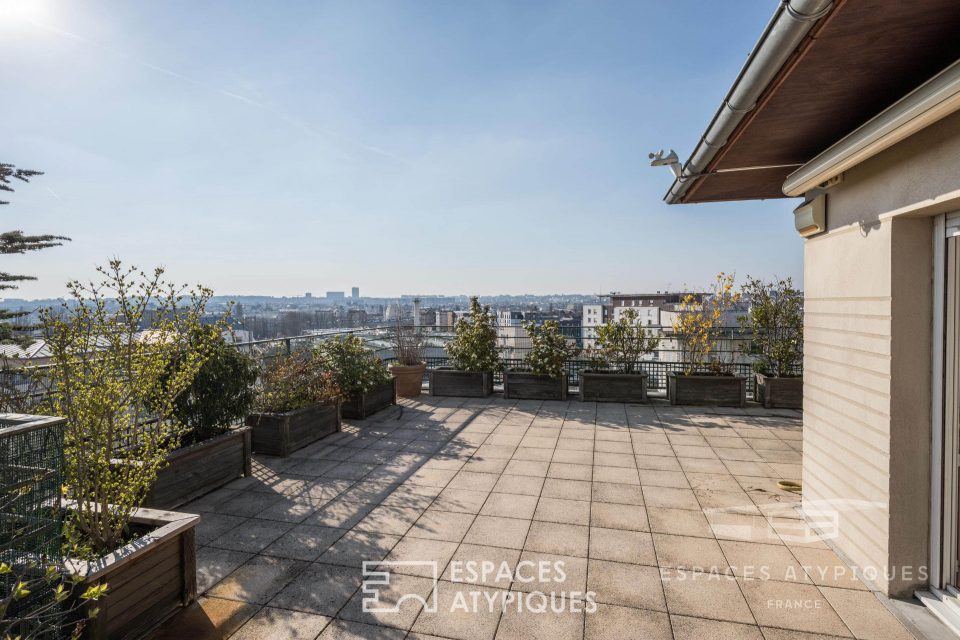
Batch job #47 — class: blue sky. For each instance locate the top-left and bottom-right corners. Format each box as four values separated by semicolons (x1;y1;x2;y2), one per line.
0;0;801;298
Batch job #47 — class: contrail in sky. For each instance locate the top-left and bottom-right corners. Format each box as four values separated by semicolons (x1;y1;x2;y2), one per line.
22;16;411;166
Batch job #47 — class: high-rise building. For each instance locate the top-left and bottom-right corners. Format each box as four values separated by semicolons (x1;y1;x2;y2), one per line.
351;287;360;299
326;291;345;301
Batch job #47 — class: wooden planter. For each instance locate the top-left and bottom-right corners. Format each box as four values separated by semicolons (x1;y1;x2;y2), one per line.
246;401;341;457
341;378;397;419
429;368;494;398
143;427;252;510
756;374;803;409
579;371;648;403
667;373;746;407
390;363;426;398
503;370;567;401
66;506;199;640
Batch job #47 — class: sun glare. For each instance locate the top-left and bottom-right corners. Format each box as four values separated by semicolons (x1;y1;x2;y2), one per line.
0;0;51;24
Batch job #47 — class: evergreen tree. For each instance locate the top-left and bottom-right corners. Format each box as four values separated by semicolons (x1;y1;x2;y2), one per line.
0;164;69;343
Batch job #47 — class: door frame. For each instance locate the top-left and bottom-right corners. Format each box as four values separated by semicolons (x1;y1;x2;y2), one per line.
932;212;960;589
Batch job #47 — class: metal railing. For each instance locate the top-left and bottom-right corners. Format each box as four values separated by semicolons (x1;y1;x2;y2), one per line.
239;324;776;396
0;323;797;405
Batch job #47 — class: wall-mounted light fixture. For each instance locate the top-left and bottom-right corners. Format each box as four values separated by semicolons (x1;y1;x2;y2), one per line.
794;194;826;237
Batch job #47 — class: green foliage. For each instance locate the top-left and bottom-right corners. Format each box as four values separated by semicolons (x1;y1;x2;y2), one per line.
0;165;70;345
522;320;579;380
739;276;803;377
446;297;501;373
172;329;259;446
315;335;391;398
255;352;340;413
0;561;107;640
587;309;660;374
41;261;221;556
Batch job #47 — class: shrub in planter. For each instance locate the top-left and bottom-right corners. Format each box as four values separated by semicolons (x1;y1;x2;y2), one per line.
432;297;500;397
669;272;746;407
504;320;577;401
739;276;803;408
316;335;395;419
144;331;260;509
581;309;659;403
247;352;342;456
388;318;426;398
41;261;216;635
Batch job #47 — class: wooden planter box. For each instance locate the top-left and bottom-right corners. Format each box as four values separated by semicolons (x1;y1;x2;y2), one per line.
429;368;494;398
756;374;803;409
66;506;199;640
667;373;746;407
143;427;252;510
579;371;648;403
246;401;341;457
341;378;397;419
503;370;567;401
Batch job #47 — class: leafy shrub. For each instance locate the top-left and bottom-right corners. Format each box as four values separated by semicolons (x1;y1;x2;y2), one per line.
522;320;579;380
446;297;501;373
739;276;803;377
315;335;391;398
587;308;660;373
173;329;259;446
0;561;107;639
672;272;741;375
42;261;221;556
255;352;340;413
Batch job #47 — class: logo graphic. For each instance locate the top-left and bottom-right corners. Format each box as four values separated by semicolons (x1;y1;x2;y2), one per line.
362;561;439;613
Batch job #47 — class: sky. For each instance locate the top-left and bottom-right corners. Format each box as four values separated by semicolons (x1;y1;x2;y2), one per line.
0;0;802;299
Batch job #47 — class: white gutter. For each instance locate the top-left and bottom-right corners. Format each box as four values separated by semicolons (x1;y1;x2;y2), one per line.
783;58;960;197
664;0;834;204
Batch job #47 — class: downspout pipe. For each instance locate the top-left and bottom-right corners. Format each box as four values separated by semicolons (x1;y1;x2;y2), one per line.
664;0;833;204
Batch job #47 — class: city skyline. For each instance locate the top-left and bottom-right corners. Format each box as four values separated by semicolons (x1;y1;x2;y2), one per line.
2;1;801;299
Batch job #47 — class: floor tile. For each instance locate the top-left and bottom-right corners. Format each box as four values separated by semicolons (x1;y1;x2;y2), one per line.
261;524;345;561
590;502;649;531
535;497;591;525
525;521;589;557
208;555;307;604
669;613;763;640
411;581;504;640
480;492;538;519
739;578;848;636
496;595;584;640
269;562;363;615
652;533;729;572
584;604;671;640
407;508;476;542
592;482;644;505
587;559;665;611
317;530;400;568
589;527;656;566
464;515;531;549
661;569;753;624
231;606;332;640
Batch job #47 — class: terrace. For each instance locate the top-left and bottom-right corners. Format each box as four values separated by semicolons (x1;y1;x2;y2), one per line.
148;394;916;640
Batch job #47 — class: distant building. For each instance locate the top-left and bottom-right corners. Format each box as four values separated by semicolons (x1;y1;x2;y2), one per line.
326;291;345;301
435;310;456;328
351;287;360;299
582;304;607;348
305;292;312;299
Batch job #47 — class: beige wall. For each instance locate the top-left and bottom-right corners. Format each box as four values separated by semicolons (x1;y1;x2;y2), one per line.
800;112;960;595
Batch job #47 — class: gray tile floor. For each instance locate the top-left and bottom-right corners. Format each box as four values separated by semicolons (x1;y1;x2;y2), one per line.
151;396;916;640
